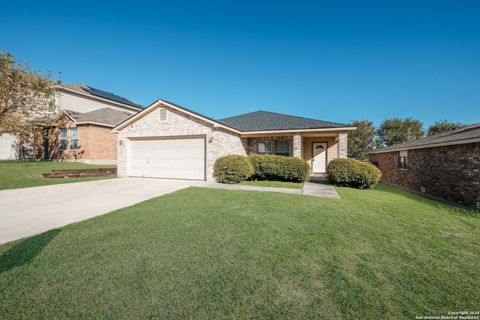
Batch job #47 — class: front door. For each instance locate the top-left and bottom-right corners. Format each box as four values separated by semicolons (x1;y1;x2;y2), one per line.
312;142;327;173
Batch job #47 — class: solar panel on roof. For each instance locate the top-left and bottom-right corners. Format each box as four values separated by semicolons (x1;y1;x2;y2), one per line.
83;86;143;109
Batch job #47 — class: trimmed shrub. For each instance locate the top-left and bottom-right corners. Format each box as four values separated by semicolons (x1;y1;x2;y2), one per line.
213;155;254;184
326;158;381;189
249;154;310;182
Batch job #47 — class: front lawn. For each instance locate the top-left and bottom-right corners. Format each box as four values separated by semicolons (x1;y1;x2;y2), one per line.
239;180;304;189
0;185;478;319
0;161;116;190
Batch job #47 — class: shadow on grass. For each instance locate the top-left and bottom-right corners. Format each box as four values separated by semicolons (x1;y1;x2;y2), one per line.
0;229;60;273
373;184;478;215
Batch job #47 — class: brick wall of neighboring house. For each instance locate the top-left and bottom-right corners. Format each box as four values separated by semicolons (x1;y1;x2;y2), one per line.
77;125;117;162
49;116;117;163
369;143;480;211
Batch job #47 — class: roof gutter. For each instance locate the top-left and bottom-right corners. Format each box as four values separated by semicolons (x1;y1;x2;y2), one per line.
239;127;356;136
370;137;480;154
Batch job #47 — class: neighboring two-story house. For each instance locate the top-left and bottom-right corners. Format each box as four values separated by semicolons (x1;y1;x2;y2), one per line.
0;84;142;164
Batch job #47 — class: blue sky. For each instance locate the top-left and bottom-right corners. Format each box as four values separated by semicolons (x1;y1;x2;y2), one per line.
1;1;479;127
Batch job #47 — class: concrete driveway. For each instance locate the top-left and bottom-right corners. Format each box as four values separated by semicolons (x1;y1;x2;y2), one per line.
0;178;202;244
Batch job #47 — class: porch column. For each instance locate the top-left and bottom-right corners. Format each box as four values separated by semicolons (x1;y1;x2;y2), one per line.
293;133;302;158
338;131;348;158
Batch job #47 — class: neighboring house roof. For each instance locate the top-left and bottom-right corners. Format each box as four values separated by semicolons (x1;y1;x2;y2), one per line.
64;108;134;128
370;123;480;153
60;83;144;110
218;110;352;132
113;99;355;134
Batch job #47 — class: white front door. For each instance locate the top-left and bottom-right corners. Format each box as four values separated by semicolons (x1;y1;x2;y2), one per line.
312;142;327;173
127;137;206;180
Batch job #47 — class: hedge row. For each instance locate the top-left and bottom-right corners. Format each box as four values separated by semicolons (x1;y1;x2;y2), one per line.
213;154;310;184
326;158;381;189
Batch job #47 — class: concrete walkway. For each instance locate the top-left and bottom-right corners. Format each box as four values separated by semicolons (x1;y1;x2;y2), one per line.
0;178;202;245
201;176;340;199
303;175;340;199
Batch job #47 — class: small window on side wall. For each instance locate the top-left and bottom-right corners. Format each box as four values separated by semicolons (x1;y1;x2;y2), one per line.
398;150;408;170
258;141;272;154
60;128;68;150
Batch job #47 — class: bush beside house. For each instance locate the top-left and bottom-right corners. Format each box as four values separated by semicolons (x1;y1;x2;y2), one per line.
249;154;310;182
327;158;381;189
213;155;254;184
213;155;310;184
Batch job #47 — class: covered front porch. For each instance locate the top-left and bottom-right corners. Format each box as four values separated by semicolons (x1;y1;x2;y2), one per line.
241;130;349;174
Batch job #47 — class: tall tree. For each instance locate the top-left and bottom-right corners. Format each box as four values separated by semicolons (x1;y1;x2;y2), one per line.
427;120;463;136
347;120;376;160
0;49;59;134
377;117;424;147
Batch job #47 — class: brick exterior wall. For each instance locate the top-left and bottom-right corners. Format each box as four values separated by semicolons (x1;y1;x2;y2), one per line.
77;125;117;162
116;106;246;180
49;116;117;164
369;143;480;211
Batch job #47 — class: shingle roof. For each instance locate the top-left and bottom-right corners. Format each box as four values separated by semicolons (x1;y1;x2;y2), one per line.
61;83;143;109
370;123;480;153
217;110;351;132
64;108;134;127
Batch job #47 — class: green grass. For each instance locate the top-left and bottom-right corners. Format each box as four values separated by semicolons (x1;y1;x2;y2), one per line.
239;180;304;189
0;185;479;319
0;161;116;190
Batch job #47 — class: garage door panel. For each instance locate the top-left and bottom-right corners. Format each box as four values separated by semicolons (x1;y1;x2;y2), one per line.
128;137;205;180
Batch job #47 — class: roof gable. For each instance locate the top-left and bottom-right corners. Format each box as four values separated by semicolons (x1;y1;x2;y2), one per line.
371;123;480;153
65;108;134;127
218;110;351;132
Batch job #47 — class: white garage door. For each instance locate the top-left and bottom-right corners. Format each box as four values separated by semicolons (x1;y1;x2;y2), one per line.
128;137;206;180
0;134;19;160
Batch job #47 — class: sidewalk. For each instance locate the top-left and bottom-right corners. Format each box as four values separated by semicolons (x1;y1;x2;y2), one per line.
200;175;340;199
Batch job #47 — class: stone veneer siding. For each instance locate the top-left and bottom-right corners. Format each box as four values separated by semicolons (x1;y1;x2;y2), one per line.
369;143;480;211
338;131;348;158
116;106;246;180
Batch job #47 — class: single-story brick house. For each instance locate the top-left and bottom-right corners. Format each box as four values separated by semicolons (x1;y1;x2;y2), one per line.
0;83;142;163
112;99;355;181
369;123;480;211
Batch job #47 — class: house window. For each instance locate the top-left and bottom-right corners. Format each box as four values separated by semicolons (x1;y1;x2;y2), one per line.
70;128;78;150
60;128;68;150
275;140;290;156
398;151;408;170
258;141;272;154
159;108;167;121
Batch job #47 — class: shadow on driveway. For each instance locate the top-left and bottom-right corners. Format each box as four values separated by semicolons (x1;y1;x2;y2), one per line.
0;229;60;273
